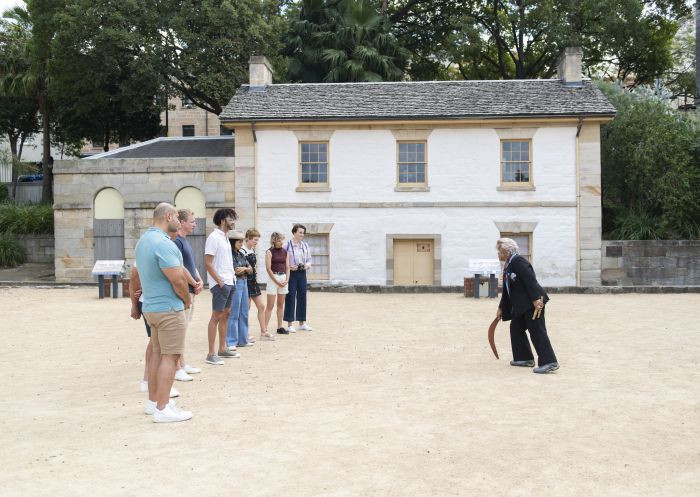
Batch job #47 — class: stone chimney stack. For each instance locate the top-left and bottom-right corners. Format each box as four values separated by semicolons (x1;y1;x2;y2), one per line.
557;47;583;86
249;55;273;91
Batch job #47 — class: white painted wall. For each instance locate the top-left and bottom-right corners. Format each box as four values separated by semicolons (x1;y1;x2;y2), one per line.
256;127;577;203
257;206;576;287
254;126;579;287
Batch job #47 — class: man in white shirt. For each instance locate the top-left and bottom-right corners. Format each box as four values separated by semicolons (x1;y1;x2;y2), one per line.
204;208;240;364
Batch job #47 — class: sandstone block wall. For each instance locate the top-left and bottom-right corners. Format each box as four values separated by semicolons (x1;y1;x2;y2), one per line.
53;157;234;283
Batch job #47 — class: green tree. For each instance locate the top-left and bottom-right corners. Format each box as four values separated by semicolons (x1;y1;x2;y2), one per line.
389;0;688;82
49;0;163;151
0;1;64;203
599;81;700;239
0;14;40;163
286;0;409;82
145;0;285;115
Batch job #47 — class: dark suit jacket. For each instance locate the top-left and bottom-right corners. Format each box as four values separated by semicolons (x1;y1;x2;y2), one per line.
498;255;549;321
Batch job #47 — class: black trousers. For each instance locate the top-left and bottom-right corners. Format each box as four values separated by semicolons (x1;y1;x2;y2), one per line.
509;308;558;366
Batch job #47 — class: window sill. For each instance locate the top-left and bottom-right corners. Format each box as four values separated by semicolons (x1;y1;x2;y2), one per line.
296;186;331;192
497;185;536;191
395;185;430;192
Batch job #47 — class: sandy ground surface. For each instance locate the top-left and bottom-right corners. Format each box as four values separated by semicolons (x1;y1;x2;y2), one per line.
0;288;698;497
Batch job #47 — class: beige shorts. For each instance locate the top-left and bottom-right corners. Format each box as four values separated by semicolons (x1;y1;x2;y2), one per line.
144;310;187;355
268;273;289;295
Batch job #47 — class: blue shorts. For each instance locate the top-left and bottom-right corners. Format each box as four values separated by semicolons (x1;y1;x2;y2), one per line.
137;301;152;337
211;284;234;312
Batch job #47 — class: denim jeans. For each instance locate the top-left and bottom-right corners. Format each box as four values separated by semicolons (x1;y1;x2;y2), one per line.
284;270;307;323
226;278;249;347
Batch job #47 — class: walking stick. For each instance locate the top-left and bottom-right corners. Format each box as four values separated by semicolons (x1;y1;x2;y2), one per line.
488;316;500;359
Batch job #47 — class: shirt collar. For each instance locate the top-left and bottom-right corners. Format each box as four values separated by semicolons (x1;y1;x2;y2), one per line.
505;253;518;267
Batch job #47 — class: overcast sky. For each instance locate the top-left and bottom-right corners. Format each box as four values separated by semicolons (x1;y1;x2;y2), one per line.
0;0;24;15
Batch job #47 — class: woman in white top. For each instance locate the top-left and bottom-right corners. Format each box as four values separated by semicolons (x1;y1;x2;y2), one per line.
284;224;313;332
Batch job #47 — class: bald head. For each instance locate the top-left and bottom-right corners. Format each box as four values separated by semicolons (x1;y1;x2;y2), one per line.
154;202;176;220
152;202;180;233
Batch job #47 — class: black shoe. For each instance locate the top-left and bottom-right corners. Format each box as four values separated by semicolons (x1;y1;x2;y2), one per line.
510;360;535;367
276;327;289;334
533;362;559;374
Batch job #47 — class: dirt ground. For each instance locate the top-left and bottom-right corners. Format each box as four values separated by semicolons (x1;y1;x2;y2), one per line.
0;287;698;497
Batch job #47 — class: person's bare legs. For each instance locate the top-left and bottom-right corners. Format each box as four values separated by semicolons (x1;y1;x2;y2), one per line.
207;310;225;355
147;342;160;402
155;354;180;409
265;293;276;329
276;294;285;330
218;309;230;353
143;341;152;381
251;295;267;335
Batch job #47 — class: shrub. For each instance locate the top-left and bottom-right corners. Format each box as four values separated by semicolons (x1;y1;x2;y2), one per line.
609;209;668;240
0;183;9;203
0;203;54;235
0;232;25;268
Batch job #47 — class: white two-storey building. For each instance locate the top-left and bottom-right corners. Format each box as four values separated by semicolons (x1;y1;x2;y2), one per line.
220;49;614;288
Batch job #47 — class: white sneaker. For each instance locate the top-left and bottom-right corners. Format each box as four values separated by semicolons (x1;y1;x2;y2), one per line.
145;399;176;415
174;369;193;382
227;345;238;351
153;403;192;423
298;324;313;331
170;386;179;398
183;364;201;374
139;380;148;392
287;326;297;333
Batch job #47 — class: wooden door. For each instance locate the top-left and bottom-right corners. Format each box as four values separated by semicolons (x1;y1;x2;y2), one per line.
393;239;434;285
94;219;125;261
187;218;206;281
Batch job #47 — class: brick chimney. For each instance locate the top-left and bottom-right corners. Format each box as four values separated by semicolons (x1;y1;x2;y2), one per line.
557;47;583;86
249;55;273;91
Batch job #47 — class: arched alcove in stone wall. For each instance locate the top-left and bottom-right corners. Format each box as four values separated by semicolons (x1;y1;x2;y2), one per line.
175;186;206;280
94;188;125;261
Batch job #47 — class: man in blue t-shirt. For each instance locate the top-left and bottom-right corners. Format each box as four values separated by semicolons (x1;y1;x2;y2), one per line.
135;202;192;423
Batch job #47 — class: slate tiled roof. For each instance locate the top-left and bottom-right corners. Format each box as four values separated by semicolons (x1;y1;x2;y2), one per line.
220;79;615;122
86;136;234;159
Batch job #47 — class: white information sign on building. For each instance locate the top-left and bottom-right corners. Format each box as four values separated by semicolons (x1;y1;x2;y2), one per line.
467;259;502;275
92;260;125;276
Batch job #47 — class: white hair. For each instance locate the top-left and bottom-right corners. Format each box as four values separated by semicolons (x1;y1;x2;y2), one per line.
497;237;519;255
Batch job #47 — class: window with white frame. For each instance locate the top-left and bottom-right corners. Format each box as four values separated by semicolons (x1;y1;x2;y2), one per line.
500;232;532;262
305;234;329;280
397;141;427;185
299;142;328;186
501;140;532;185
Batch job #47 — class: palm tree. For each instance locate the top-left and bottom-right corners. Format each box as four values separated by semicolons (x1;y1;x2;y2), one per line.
286;0;409;83
0;2;60;203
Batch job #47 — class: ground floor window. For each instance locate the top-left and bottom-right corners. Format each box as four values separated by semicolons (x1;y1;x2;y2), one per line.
305;234;329;280
500;232;532;262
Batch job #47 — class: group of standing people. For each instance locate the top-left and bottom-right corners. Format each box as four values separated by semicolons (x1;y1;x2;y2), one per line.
130;204;314;423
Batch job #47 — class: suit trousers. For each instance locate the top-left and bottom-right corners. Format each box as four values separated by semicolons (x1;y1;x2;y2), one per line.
509;308;558;366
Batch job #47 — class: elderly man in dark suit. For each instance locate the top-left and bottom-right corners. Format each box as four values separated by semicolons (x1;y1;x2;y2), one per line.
496;238;559;374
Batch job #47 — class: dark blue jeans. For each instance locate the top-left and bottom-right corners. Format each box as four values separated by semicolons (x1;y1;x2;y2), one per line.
284;270;307;322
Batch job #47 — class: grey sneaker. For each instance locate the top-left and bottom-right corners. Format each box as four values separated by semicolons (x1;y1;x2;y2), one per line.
510;360;535;367
219;349;241;359
206;354;224;365
533;362;560;374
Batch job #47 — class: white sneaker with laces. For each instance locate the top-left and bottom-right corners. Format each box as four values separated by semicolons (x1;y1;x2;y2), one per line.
153;403;192;423
183;364;201;374
174;368;193;382
145;399;176;415
170;386;179;398
139;380;148;392
287;326;297;333
298;324;313;331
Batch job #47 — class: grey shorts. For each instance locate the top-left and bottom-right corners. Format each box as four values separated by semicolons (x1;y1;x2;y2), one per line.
211;284;234;312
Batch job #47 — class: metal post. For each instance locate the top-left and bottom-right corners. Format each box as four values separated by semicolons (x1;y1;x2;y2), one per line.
474;273;481;298
488;273;498;298
112;275;119;299
98;275;104;299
